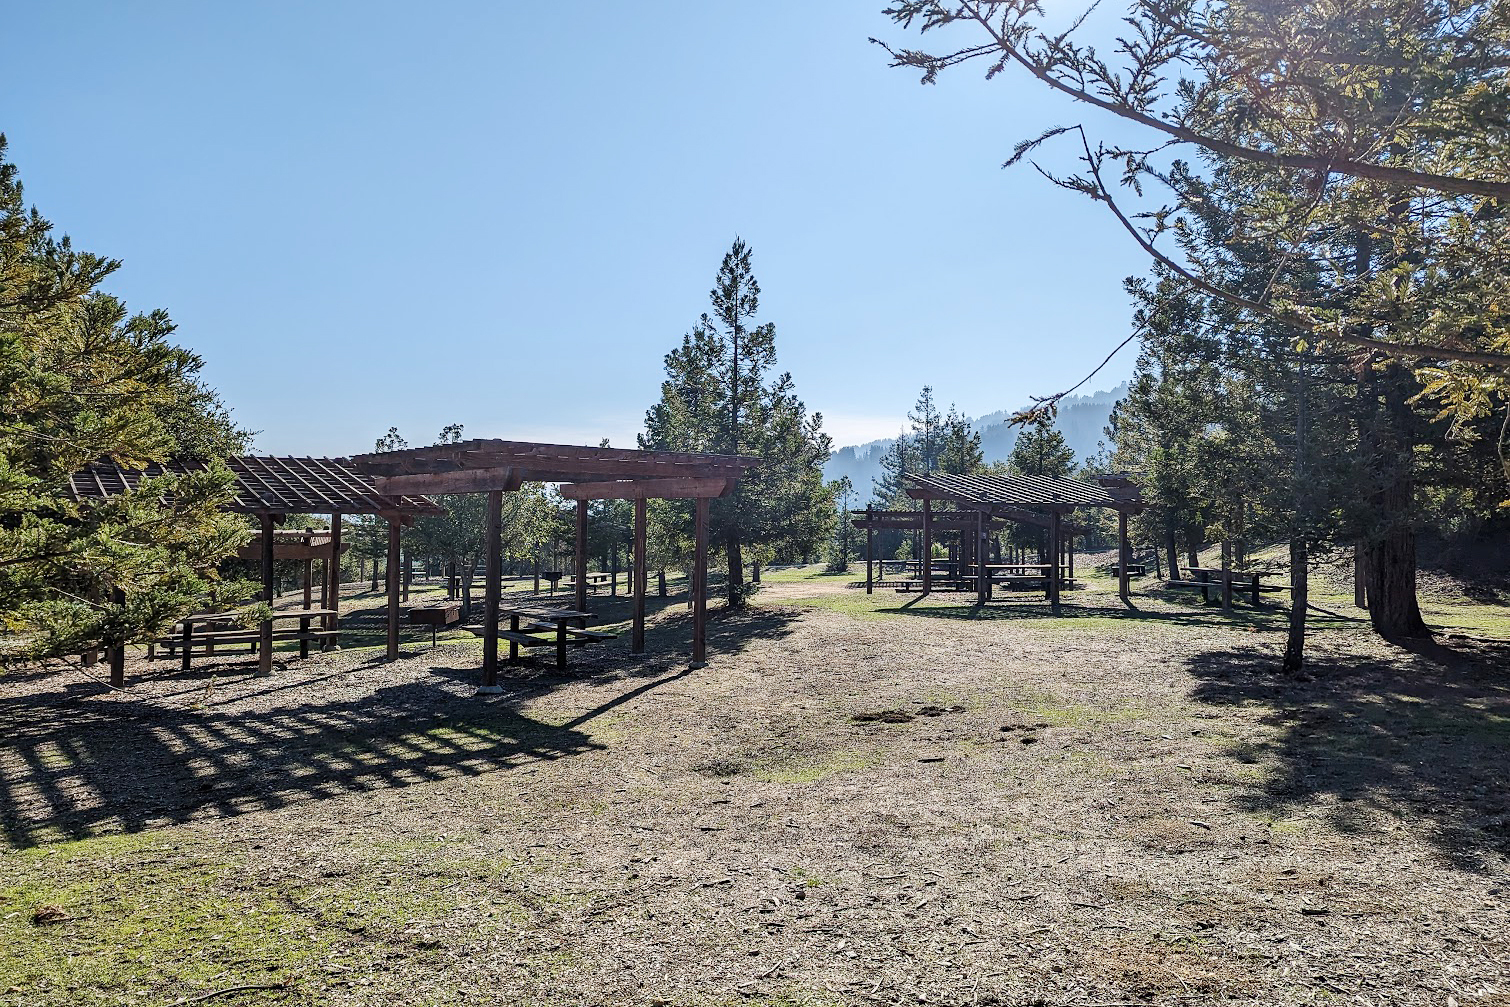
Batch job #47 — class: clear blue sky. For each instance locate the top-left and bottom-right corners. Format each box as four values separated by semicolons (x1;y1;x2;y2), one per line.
3;1;1151;454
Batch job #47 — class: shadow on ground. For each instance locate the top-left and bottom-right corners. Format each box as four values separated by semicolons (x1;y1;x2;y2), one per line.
0;600;803;849
1184;636;1510;870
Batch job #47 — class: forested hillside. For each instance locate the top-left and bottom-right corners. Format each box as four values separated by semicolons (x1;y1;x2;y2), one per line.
824;383;1126;490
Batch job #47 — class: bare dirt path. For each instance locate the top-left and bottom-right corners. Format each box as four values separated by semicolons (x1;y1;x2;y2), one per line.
3;580;1508;1006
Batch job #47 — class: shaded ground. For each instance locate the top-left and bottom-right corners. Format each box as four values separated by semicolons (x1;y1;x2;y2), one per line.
2;571;1508;1005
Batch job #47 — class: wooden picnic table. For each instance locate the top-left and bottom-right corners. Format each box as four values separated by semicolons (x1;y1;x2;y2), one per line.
495;604;615;669
1177;567;1283;606
168;608;338;668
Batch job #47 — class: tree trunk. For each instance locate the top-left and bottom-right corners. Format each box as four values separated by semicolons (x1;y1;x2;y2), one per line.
725;527;744;608
1164;519;1178;579
1361;366;1430;639
1283;536;1308;672
460;564;475;623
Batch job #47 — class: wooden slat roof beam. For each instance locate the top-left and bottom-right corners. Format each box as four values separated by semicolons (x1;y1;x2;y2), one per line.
904;472;1145;512
66;457;445;518
351;439;758;496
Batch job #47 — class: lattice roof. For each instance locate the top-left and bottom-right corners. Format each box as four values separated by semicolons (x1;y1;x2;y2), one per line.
67;457;444;516
905;472;1143;511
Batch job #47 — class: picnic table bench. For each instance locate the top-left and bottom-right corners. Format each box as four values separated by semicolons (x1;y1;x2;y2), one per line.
1108;563;1147;577
478;604;617;669
559;572;612;595
152;609;339;668
1167;567;1286;606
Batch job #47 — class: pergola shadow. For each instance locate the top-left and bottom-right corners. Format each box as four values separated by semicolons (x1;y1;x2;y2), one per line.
0;668;619;849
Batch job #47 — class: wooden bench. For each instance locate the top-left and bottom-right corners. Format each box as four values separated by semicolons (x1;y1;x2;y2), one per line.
1108;564;1146;577
1168;568;1286;606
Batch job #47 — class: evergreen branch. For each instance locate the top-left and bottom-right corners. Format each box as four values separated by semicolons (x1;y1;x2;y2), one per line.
922;0;1510;202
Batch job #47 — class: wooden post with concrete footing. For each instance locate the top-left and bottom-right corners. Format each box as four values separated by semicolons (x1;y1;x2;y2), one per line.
921;499;933;594
1118;510;1131;602
575;499;589;615
1049;509;1062;614
632;497;647;654
479;490;503;694
386;517;401;661
693;496;709;667
258;512;275;676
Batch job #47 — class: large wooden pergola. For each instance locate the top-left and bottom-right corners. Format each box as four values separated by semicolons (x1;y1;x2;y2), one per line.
68;456;443;682
903;472;1145;611
350;439;757;690
850;505;1091;594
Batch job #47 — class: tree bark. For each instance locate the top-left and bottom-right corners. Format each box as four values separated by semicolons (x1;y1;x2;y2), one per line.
1282;536;1308;673
1361;365;1430;639
725;527;744;608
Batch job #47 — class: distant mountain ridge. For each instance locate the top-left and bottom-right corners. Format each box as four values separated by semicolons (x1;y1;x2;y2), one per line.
823;382;1127;496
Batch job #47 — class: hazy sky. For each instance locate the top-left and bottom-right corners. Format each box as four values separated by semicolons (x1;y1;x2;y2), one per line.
4;1;1152;454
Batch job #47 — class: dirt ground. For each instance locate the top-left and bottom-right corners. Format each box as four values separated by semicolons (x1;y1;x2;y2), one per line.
2;572;1508;1006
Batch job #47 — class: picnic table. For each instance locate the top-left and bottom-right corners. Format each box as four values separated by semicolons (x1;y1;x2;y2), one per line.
158;608;338;669
1171;567;1284;606
494;604;616;669
1108;563;1147;578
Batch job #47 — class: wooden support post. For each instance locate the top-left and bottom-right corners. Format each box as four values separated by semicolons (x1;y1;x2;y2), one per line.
402;550;412;603
258;513;275;676
865;505;874;594
386;518;401;661
300;545;313;659
1048;510;1062;614
480;490;503;693
1118;511;1131;602
632;496;647;654
1221;540;1233;611
575;499;589;615
109;586;126;688
1067;531;1075;580
326;513;342;650
921;499;933;594
693;496;709;666
976;511;988;605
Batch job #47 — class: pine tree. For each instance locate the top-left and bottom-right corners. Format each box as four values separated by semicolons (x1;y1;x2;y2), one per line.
938;405;983;475
1009;416;1075;478
641;239;833;605
908;386;943;474
0;137;250;663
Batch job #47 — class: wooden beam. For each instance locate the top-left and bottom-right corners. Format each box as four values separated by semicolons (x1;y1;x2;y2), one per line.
480;490;503;693
300;549;313;660
374;467;521;496
693;496;709;666
1118;510;1131;602
865;505;873;595
326;513;342;650
1049;510;1062;614
258;512;275;676
386;518;401;661
632;496;647;654
922;498;933;594
575;499;589;615
558;476;734;501
976;510;988;605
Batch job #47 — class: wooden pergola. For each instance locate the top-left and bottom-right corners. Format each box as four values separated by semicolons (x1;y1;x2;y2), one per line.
903;472;1145;611
349;439;757;691
850;505;1091;594
68;456;443;683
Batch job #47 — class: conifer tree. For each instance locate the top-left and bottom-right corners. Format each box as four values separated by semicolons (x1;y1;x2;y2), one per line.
641;239;833;605
0;138;250;664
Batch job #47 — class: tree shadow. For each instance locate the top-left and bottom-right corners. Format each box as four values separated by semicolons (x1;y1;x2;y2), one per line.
1182;636;1510;870
875;594;1348;631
